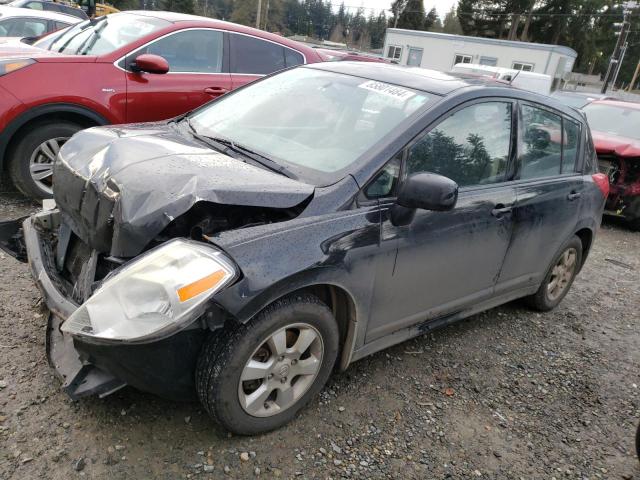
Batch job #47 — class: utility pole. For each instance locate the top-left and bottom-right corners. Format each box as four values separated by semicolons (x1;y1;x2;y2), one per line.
611;41;628;88
629;58;640;91
256;0;262;29
602;1;638;93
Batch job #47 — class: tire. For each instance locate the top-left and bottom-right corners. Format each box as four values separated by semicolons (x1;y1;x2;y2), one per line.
628;217;640;232
525;235;583;312
7;121;83;200
196;293;339;435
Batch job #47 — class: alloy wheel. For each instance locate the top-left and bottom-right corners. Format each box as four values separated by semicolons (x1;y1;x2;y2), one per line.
238;323;324;418
29;137;68;195
547;247;577;301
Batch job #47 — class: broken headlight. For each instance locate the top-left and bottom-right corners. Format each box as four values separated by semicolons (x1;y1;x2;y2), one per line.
61;239;238;343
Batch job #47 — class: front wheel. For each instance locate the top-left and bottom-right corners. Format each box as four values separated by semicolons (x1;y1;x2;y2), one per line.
7;121;83;199
525;236;583;311
196;294;339;435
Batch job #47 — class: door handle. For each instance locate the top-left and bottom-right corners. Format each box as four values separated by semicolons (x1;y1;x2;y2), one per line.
567;191;582;201
491;204;512;218
204;87;229;96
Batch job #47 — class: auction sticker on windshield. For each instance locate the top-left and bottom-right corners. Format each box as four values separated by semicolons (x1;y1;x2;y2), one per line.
358;80;416;101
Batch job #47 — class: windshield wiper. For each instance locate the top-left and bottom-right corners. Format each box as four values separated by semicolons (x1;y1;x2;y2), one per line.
50;16;106;53
182;118;295;179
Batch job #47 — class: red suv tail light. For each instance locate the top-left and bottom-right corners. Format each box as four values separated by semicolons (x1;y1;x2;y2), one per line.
592;173;610;198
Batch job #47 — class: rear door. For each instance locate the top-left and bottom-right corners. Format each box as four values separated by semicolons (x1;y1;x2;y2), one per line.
228;32;305;89
366;99;518;341
123;28;232;123
496;103;584;293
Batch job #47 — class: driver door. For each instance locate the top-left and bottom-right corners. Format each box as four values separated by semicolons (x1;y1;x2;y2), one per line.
124;29;232;123
366;100;518;342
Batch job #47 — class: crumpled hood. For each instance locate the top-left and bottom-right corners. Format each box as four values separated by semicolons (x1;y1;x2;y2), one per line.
53;124;314;257
592;131;640;158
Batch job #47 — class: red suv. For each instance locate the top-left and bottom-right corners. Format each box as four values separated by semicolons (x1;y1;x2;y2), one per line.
0;11;324;198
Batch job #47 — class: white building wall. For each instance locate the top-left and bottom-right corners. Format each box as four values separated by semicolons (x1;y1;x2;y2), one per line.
383;30;576;79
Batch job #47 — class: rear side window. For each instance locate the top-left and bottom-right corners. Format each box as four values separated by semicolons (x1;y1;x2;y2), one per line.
520;105;562;179
585;126;597;173
405;101;512;187
562;119;580;173
134;30;224;73
284;48;304;67
230;33;287;74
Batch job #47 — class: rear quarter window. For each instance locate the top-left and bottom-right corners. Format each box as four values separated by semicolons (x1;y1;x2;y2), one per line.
561;118;580;174
230;33;286;75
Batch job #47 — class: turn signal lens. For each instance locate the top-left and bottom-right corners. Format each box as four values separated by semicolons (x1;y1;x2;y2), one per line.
177;270;226;302
0;58;35;76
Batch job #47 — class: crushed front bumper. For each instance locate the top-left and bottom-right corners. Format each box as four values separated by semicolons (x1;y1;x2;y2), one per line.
19;216;127;400
4;214;205;401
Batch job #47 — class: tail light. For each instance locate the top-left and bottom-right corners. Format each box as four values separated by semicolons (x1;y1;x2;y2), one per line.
592;173;610;198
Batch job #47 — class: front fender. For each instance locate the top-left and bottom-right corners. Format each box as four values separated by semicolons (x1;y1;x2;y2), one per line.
211;207;382;329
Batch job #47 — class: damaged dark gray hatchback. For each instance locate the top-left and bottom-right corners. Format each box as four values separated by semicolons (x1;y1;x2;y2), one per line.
0;62;609;434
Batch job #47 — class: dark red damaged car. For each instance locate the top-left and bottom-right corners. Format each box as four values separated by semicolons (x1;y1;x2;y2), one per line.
582;99;640;230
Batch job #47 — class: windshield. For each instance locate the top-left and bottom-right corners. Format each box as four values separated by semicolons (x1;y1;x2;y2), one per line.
583;103;640;141
189;67;432;184
41;13;169;56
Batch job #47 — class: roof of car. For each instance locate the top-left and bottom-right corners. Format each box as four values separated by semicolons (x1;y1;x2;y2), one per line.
305;61;514;96
113;11;318;56
0;5;82;23
589;99;640;110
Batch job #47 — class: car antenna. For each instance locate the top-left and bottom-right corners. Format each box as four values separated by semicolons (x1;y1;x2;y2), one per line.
508;69;521;85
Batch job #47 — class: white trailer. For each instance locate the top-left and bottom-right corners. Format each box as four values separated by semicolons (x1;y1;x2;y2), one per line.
383;29;576;89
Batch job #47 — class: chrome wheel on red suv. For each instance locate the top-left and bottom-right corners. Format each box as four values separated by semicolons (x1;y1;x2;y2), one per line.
8;121;81;199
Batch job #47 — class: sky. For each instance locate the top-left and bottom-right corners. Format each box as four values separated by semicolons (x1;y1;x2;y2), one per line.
338;0;459;19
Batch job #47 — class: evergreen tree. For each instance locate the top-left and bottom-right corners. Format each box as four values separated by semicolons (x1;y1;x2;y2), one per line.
161;0;194;13
443;6;463;34
397;0;426;30
425;7;440;31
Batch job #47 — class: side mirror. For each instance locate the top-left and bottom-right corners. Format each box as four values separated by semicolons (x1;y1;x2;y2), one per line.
391;173;458;226
131;54;169;74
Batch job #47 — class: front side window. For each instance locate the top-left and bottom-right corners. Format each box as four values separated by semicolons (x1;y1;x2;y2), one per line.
132;30;223;73
387;45;402;60
454;54;472;65
0;18;48;37
190;68;431;184
520;105;562;179
230;34;290;75
25;1;43;9
405;102;512;187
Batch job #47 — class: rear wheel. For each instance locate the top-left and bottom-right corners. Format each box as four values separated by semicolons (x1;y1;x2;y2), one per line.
525;236;583;311
196;294;339;435
7;121;83;199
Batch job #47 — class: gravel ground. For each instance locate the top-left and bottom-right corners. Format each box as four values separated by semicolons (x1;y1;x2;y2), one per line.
1;184;639;480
